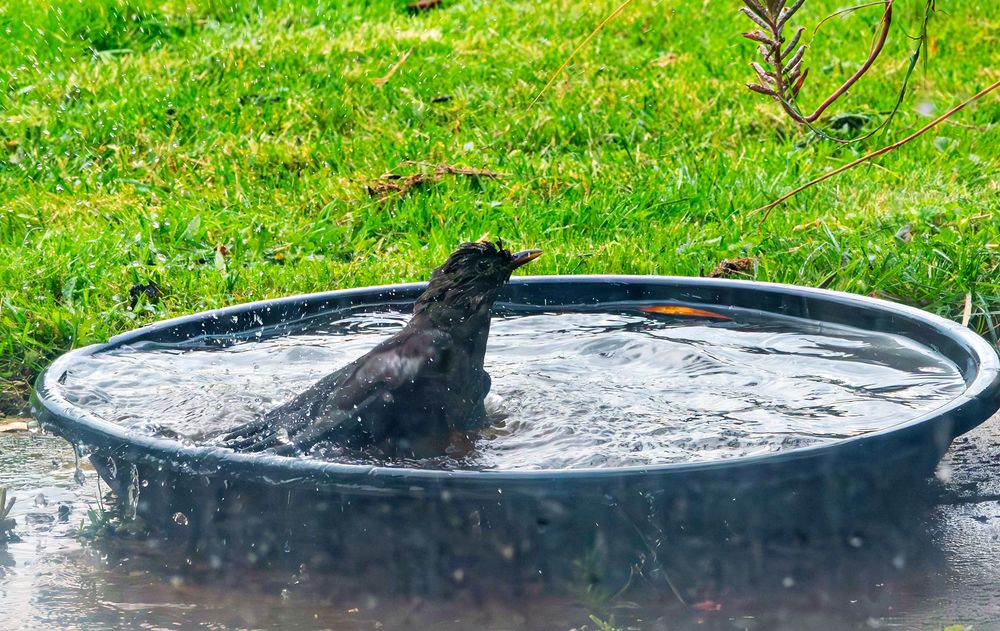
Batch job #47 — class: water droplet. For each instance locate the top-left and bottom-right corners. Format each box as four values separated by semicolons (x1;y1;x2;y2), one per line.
935;462;953;482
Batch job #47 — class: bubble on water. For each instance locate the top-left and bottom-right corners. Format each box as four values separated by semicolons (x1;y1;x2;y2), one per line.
172;512;189;526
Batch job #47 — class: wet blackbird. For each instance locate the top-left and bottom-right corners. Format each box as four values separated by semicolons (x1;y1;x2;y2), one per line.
221;240;542;457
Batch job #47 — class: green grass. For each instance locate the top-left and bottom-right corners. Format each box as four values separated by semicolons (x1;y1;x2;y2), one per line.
1;0;998;414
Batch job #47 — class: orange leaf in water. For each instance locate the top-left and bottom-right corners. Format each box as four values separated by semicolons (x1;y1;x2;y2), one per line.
639;305;732;321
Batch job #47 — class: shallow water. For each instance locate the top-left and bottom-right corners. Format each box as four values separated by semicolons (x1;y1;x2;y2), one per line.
55;309;966;469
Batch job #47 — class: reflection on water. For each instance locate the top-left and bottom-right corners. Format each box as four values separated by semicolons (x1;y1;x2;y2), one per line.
56;310;965;469
3;422;1000;630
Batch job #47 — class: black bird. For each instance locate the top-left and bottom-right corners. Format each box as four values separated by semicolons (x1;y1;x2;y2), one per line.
221;240;542;457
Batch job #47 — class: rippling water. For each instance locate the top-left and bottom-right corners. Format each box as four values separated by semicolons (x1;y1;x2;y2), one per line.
55;309;966;469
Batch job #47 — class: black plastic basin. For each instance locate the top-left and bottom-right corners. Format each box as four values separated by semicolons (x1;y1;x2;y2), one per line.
32;276;1000;592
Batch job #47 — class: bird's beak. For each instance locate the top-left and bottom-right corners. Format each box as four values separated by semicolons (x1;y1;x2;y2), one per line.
510;249;543;269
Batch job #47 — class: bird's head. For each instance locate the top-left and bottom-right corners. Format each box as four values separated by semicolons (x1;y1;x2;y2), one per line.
414;239;542;322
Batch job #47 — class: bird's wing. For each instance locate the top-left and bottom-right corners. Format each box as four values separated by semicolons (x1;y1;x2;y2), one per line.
221;326;452;453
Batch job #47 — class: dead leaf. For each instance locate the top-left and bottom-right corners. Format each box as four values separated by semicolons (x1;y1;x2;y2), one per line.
0;419;29;433
894;224;913;243
707;257;755;278
640;305;732;321
367;164;502;202
651;53;679;67
406;0;442;13
692;599;722;612
791;67;809;97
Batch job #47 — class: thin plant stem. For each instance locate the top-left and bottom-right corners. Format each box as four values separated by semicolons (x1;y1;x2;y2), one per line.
529;0;636;109
754;79;1000;223
812;1;886;38
799;1;893;123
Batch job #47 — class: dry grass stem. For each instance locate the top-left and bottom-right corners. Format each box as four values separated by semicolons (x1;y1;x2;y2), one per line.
373;48;413;87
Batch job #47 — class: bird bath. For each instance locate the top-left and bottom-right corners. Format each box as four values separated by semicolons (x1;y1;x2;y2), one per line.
31;276;1000;592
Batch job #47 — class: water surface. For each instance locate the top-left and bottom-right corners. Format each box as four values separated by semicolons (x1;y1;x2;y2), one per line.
54;309;966;469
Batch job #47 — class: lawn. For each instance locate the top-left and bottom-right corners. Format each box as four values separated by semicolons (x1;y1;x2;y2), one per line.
1;0;998;415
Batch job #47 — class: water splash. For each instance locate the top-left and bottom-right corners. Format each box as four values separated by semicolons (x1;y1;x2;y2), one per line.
55;309;966;470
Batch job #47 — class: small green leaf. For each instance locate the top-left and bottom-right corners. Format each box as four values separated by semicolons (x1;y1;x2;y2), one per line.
61;276;77;306
214;248;227;277
181;216;201;241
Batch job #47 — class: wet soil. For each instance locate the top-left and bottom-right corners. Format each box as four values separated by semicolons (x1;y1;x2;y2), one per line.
1;412;999;629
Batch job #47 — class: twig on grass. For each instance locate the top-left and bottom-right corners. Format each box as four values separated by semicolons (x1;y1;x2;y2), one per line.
373;48;413;87
367;164;504;201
